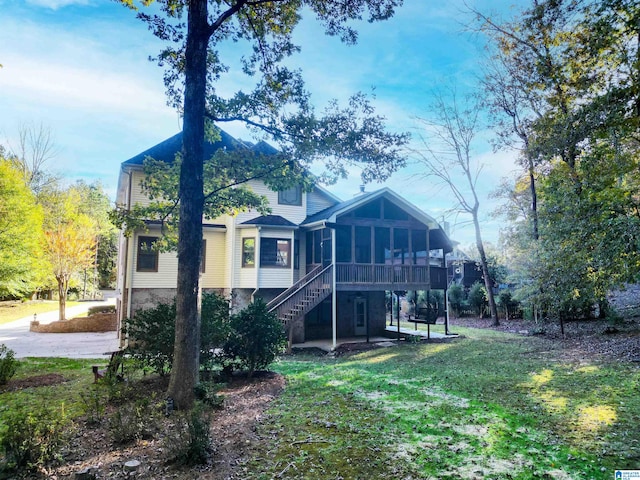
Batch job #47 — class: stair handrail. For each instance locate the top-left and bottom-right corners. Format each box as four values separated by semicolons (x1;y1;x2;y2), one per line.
267;264;333;312
266;264;323;310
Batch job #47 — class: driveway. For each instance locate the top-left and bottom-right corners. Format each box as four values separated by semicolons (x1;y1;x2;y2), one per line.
0;300;120;359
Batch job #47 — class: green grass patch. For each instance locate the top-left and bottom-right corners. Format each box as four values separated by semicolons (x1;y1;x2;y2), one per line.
0;301;81;325
246;328;640;479
0;357;98;421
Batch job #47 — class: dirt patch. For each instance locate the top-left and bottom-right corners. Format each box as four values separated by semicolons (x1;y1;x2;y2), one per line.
0;373;67;392
45;372;285;480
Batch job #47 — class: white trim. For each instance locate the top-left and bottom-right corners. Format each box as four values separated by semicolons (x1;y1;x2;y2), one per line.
331;227;337;350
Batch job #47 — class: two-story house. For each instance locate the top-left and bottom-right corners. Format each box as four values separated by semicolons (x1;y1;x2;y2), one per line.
115;130;453;348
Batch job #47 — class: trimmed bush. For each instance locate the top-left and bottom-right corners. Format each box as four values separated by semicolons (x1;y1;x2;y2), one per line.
222;299;286;378
123;301;175;376
0;344;18;385
123;292;230;376
88;304;116;316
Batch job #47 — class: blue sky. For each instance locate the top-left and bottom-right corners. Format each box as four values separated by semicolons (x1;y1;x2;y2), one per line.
0;0;528;248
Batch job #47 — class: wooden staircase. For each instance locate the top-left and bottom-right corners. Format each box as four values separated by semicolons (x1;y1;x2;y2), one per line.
267;264;333;331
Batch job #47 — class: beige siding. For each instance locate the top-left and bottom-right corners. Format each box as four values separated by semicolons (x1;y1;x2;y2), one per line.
201;231;226;288
235;228;258;289
307;187;336;216
131;232;178;289
129;170;153;207
258;228;295;288
235;180;307;225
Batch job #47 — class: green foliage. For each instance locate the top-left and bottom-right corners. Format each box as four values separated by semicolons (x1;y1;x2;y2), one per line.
79;384;108;426
193;381;224;409
481;0;640;321
0;158;46;298
0;345;18;385
497;290;521;319
223;299;286;378
88;304;116;315
108;395;162;445
447;284;464;316
123;292;230;375
123;301;175;376
0;403;70;472
200;291;231;371
164;404;212;466
468;282;487;317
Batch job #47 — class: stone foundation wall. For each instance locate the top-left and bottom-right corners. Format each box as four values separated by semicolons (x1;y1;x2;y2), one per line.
130;288;176;316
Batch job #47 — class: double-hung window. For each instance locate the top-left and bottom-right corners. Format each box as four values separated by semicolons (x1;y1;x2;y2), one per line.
260;238;291;268
137;236;158;272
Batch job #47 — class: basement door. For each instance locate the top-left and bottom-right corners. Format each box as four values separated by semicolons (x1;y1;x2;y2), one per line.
354;298;367;336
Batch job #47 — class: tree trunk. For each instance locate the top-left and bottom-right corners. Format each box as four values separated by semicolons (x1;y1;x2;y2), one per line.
57;275;67;321
526;153;539;241
167;0;209;410
472;213;499;326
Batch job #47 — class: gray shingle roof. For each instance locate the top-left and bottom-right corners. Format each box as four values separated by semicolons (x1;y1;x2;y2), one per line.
240;215;297;227
123;130;275;166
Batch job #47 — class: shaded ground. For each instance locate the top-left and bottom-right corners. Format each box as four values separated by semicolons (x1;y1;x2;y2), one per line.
4;294;640;478
34;372;285;480
450;315;640;363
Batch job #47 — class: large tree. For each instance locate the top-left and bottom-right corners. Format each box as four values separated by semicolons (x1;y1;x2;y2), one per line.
41;187;98;320
477;0;640;322
413;91;500;325
121;0;408;409
0;152;46;298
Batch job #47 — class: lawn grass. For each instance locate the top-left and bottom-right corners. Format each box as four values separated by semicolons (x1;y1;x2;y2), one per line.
0;300;81;325
1;328;638;479
245;327;640;479
0;357;98;424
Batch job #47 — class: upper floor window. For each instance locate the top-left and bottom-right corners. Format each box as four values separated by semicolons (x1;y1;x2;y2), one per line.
242;238;255;268
261;238;291;268
137;236;158;272
278;186;302;206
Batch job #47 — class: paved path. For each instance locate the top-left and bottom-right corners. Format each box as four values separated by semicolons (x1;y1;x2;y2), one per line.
0;300;120;359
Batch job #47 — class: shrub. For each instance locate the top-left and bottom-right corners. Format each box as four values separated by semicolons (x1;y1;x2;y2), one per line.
80;384;108;426
0;345;18;385
468;282;488;317
200;292;231;371
123;292;230;376
498;290;521;320
194;381;225;409
223;299;286;378
447;284;464;316
123;301;175;376
88;305;116;316
164;404;212;466
108;395;162;445
0;404;70;472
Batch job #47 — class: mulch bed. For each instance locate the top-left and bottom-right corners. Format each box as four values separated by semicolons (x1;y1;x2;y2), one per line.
0;373;67;393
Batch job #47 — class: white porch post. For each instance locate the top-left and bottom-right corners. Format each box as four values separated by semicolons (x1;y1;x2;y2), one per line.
331;227;337;350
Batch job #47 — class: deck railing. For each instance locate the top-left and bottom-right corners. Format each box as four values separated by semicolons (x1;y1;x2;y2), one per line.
267;264;333;328
335;264;448;289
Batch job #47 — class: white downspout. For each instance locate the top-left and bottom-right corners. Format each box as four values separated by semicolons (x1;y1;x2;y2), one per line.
251;227;261;302
126;170;134;322
331;227;337;350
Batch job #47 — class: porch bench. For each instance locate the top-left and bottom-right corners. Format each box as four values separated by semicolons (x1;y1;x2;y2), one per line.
411;308;438;339
92;350;125;383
